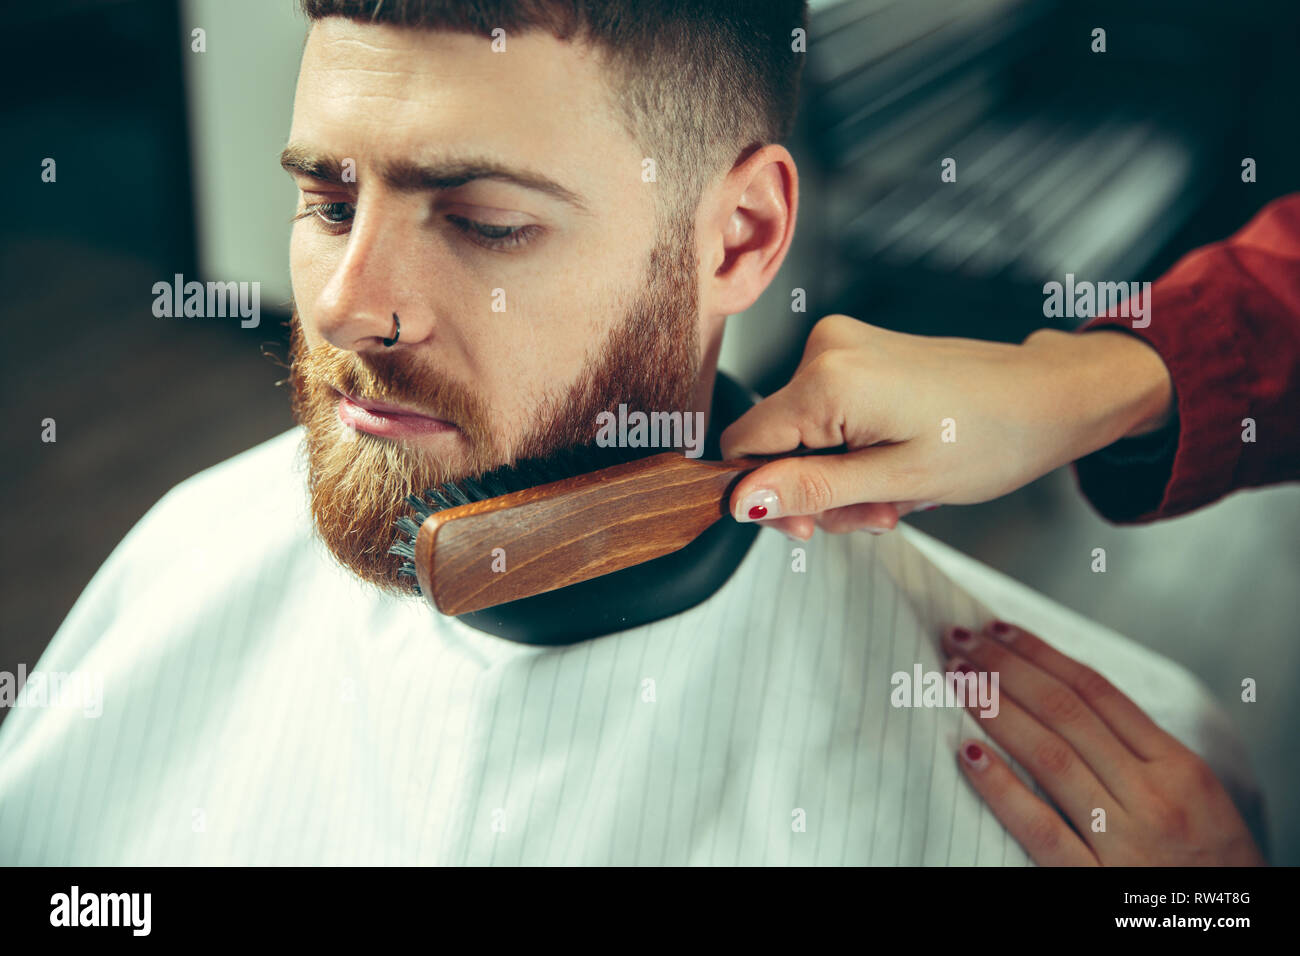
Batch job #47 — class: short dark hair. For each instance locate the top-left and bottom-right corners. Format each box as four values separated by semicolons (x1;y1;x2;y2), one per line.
298;0;807;223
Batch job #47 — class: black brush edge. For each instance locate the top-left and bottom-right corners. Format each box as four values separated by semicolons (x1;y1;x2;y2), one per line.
389;442;661;590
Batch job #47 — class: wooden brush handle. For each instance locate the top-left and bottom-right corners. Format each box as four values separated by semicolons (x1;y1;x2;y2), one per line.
415;451;769;615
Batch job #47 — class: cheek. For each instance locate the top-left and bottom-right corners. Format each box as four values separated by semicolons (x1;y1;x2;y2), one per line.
463;289;615;437
288;228;334;347
288;228;315;306
512;287;614;371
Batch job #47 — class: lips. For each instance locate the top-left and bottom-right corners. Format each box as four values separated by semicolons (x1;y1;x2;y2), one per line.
336;390;458;439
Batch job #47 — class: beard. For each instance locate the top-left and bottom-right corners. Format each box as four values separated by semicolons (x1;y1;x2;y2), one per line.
289;216;701;593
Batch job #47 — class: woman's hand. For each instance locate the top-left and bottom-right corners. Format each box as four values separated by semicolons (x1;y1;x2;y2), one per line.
721;314;1174;540
944;619;1264;866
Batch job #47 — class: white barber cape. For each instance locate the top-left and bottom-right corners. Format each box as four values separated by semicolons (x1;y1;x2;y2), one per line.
0;428;1261;865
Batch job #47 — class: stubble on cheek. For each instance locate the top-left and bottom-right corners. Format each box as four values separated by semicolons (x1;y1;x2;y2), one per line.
512;217;702;460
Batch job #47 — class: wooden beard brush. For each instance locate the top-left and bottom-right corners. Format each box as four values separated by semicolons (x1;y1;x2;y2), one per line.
391;444;819;616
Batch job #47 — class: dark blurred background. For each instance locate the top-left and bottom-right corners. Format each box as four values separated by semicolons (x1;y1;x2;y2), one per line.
3;0;1299;860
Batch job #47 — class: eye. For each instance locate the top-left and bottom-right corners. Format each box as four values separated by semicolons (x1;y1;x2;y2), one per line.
310;202;355;225
446;214;541;251
292;201;355;230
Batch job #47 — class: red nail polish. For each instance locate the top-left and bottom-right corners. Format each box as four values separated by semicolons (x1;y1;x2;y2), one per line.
951;627;972;642
965;743;983;762
991;621;1011;636
748;506;768;520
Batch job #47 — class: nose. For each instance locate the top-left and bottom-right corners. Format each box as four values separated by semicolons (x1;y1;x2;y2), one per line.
311;200;433;353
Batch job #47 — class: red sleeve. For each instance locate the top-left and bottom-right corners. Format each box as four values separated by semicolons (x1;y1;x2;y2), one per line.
1071;193;1300;523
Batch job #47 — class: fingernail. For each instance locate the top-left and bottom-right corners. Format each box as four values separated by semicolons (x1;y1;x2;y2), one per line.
961;742;990;771
865;526;891;535
989;620;1015;642
916;501;941;512
948;626;977;648
737;489;780;522
944;657;976;690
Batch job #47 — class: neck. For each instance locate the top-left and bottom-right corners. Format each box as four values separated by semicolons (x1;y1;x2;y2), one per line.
450;370;761;645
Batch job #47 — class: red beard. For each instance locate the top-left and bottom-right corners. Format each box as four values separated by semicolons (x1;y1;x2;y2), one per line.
288;217;701;592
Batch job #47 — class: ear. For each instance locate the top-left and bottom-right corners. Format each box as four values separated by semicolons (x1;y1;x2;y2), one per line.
698;144;798;319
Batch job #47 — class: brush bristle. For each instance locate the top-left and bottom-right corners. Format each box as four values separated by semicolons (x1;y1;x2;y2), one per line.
390;442;652;589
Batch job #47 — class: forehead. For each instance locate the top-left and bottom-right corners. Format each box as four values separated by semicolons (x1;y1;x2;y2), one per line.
292;19;641;200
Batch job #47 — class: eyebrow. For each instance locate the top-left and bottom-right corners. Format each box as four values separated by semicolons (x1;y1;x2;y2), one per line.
279;144;589;212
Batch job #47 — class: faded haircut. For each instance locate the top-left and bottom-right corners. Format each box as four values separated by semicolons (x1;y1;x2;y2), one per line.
298;0;808;226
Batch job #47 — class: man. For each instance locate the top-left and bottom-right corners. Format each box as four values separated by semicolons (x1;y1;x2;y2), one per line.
0;0;1261;864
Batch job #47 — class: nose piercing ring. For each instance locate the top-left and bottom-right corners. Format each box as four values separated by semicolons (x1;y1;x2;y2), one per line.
383;312;400;347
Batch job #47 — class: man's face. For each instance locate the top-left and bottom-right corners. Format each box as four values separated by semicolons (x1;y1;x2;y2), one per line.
285;19;702;589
